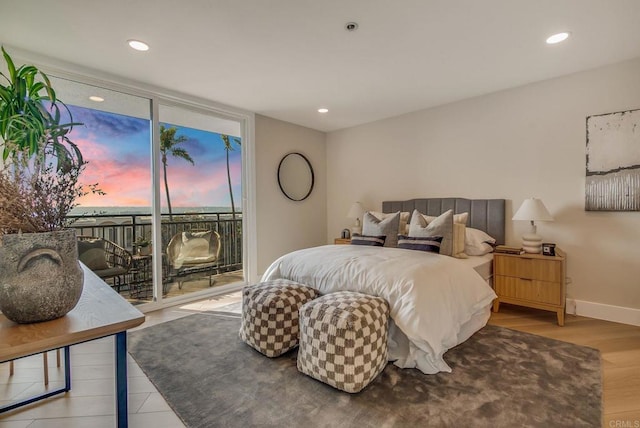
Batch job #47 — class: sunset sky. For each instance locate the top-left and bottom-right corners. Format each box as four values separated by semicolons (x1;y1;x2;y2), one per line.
66;105;242;211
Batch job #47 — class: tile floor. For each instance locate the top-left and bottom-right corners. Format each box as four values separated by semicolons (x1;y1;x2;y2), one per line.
0;292;242;428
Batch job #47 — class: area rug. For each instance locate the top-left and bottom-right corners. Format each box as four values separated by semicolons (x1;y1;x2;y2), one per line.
128;311;601;428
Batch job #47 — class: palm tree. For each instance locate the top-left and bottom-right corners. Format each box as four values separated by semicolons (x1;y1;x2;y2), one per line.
160;125;194;220
221;134;241;220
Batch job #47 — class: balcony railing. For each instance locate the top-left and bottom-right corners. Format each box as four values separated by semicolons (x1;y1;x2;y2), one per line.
68;211;243;274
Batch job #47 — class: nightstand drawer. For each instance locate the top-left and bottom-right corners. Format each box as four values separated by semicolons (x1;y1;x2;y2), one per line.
494;256;562;282
494;276;562;306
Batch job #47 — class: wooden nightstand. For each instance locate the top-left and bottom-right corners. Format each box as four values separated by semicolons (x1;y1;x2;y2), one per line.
334;238;351;245
492;249;566;326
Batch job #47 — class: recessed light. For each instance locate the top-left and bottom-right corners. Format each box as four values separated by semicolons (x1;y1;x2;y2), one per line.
128;39;150;51
345;22;359;32
89;96;104;102
318;108;329;113
546;32;570;44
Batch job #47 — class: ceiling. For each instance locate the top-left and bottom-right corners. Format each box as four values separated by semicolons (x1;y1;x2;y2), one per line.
1;0;640;132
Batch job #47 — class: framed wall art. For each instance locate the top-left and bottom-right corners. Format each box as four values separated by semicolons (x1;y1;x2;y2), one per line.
585;108;640;211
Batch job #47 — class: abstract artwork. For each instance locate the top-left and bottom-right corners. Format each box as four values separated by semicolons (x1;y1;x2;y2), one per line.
585;108;640;211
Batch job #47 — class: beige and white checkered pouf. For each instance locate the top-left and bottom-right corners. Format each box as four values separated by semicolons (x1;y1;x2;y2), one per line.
297;291;390;393
239;279;319;357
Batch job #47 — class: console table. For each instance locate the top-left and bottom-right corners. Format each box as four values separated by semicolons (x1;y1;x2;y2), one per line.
0;265;145;427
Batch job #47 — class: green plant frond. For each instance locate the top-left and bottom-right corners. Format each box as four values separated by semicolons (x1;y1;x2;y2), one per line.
54;122;82;137
221;134;232;150
15;78;26;104
34;102;54;124
39;72;55;100
2;47;16;81
24;73;34;92
29;81;45;96
7;114;45;140
52;143;80;173
50;103;61;124
25;102;46;120
160;125;189;149
65;139;84;165
29;138;38;154
0;84;10;101
170;147;195;165
18;65;38;77
61;101;74;124
221;134;242;150
1;47;85;173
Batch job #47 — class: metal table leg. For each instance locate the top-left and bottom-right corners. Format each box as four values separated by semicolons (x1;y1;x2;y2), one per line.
115;331;128;428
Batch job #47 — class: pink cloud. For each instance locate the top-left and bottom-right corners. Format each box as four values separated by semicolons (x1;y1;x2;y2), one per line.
162;163;230;207
74;135;240;209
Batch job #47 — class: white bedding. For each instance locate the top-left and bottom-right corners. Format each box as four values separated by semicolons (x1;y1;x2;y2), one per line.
261;245;497;374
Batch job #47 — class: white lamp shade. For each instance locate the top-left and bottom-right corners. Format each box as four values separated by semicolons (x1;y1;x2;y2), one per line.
347;202;365;219
512;198;554;222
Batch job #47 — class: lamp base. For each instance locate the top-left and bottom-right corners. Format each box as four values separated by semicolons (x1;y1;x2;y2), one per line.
522;233;542;254
351;218;362;236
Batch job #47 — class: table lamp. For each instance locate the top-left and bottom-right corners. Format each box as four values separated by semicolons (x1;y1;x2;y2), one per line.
347;202;365;235
512;198;554;253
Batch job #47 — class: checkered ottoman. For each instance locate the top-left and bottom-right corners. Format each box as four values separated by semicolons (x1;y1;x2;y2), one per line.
297;291;390;393
239;279;319;357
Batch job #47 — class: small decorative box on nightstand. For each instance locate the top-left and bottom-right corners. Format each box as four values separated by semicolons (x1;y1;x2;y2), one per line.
492;249;566;326
334;238;351;245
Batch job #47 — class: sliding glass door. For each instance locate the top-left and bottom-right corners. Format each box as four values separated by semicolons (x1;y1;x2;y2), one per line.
50;75;246;306
157;104;244;300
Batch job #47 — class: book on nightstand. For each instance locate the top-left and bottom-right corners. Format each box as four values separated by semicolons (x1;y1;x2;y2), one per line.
494;245;525;255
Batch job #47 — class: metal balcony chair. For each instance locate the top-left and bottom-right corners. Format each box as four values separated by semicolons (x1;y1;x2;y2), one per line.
77;236;133;291
166;230;221;289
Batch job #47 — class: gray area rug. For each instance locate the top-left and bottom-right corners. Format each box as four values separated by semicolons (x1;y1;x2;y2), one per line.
128;309;601;428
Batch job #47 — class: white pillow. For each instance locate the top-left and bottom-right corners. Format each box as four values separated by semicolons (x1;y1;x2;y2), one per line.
465;227;496;256
422;212;469;225
452;223;468;259
369;211;410;235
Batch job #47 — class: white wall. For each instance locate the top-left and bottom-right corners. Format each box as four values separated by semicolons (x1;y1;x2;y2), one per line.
255;115;327;275
326;57;640;314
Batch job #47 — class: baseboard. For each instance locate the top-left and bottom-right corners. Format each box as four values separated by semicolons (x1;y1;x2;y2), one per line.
566;298;640;327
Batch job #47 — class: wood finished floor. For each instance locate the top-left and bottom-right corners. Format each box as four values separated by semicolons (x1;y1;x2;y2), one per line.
1;298;638;427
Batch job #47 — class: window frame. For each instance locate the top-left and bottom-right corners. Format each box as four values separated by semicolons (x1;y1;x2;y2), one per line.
22;54;256;312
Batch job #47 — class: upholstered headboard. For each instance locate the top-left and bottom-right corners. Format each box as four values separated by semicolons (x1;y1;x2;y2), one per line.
382;198;506;245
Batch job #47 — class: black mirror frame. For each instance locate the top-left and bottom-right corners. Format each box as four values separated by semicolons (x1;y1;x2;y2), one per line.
277;152;315;201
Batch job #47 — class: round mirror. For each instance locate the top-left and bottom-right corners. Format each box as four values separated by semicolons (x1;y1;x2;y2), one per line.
277;152;315;201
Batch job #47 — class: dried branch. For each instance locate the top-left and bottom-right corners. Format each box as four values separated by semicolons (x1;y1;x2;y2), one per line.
0;163;104;235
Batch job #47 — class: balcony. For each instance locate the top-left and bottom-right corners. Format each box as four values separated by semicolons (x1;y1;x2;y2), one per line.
69;211;243;304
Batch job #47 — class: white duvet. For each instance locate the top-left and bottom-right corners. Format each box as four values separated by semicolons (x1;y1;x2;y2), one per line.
261;245;497;374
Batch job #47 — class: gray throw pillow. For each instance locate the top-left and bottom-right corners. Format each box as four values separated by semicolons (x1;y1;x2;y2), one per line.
408;209;454;256
362;211;400;248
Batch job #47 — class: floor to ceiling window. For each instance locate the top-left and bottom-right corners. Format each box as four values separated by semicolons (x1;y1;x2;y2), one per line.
48;75;247;308
158;104;244;302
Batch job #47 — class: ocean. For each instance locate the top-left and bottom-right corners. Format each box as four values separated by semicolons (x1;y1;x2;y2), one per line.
69;206;237;216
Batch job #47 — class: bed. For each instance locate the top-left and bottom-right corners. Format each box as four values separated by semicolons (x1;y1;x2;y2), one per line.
262;197;505;374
